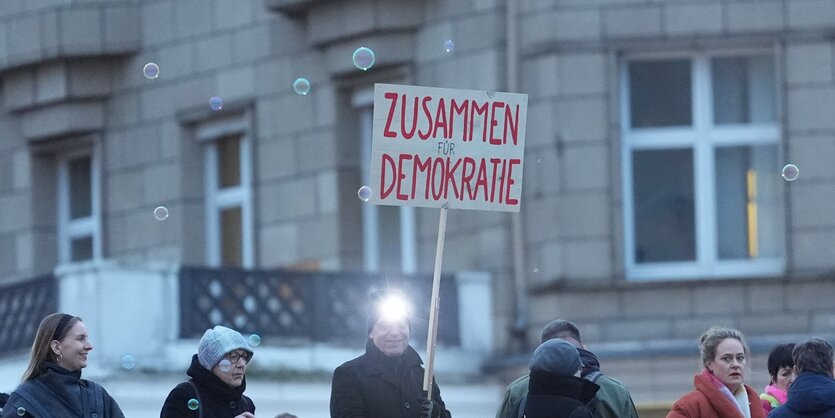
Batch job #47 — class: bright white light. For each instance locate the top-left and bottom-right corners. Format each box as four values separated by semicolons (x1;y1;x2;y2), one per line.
378;294;409;323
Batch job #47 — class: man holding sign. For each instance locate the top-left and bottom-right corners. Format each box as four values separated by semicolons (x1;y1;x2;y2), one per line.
329;289;452;418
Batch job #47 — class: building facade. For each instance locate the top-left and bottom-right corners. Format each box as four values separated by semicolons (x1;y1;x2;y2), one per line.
1;0;835;403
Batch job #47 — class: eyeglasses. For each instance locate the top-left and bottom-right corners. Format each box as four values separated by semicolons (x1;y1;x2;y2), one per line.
226;350;253;365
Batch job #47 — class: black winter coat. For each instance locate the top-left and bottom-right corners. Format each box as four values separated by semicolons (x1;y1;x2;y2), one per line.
522;371;599;418
160;354;255;418
769;372;835;418
1;363;124;418
330;339;452;418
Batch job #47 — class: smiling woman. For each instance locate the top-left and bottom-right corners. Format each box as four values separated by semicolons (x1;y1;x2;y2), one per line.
0;313;125;418
666;327;766;418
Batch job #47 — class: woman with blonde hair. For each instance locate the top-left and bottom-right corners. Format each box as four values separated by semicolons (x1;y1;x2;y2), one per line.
667;326;766;418
1;313;124;418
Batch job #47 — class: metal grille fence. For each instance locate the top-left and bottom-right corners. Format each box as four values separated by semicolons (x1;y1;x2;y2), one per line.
0;275;57;356
178;267;460;347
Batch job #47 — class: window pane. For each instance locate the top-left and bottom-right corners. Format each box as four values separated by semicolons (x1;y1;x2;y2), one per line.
712;56;776;124
715;145;784;259
629;60;692;128
218;135;241;188
70;236;93;262
220;206;243;266
68;156;92;219
633;149;696;263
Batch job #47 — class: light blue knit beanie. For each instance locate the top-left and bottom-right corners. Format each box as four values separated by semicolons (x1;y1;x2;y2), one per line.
197;325;253;370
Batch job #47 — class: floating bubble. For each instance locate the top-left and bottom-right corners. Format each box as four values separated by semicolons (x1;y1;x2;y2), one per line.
17;407;26;416
352;47;375;71
121;354;136;370
293;77;311;95
218;358;232;372
536;158;541;164
443;39;455;53
187;399;199;411
209;96;224;111
781;164;799;182
248;334;262;347
357;186;372;202
533;268;539;274
154;206;169;221
143;62;159;79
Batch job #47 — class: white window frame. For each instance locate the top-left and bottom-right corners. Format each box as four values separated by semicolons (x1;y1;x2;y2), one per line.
620;48;785;281
353;88;418;274
197;115;255;268
57;147;102;264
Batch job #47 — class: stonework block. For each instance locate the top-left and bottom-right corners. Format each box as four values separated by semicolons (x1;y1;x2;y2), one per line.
12;149;31;190
788;134;835;180
157;42;195;81
103;5;139;51
532;241;563;285
604;6;662;38
792;229;835;270
522;56;560;99
216;66;255;102
562;144;609;191
692;285;745;315
791;183;835;228
787;0;835;30
35;62;68;104
726;1;784;33
6;13;40;65
558;192;610;238
140;1;173;46
524;196;561;242
664;3;723;36
564;239;612;279
786;279;835;310
787;86;835;131
415;21;454;62
737;313;810;335
747;281;785;313
261;177;317;223
554;97;608;143
3;69;36;111
604;318;671;341
452;12;503;53
143;163;180;205
558;53;606;96
106;170;145;212
786;42;833;85
232;24;272;63
15;231;34;272
0;234;14;275
622;288;692;317
194;34;233;72
59;7;103;54
259;223;298;266
257;138;297;181
213;0;255;30
296;131;337;173
524;100;556;146
316;170;338;215
174;0;212;39
296;216;339;259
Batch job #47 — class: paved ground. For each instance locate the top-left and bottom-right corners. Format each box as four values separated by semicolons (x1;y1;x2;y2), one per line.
104;375;505;418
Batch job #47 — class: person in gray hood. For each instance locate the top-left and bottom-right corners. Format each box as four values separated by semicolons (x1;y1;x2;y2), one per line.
518;338;600;418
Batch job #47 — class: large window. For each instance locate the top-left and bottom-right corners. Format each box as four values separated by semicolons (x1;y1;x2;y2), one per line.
198;117;254;268
621;51;784;280
57;150;101;264
354;89;417;274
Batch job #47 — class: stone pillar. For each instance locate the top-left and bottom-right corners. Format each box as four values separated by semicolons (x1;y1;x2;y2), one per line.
455;271;493;353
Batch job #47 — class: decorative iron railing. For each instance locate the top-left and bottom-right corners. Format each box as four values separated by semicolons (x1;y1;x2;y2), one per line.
178;267;460;347
0;274;57;356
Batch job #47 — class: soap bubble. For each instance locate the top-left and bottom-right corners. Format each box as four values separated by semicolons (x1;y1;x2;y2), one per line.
293;77;311;95
781;164;799;182
187;399;199;410
352;47;375;71
357;186;372;202
218;358;232;372
209;96;224;111
443;39;455;53
248;334;261;347
121;355;136;370
17;407;26;416
154;206;169;221
143;63;159;79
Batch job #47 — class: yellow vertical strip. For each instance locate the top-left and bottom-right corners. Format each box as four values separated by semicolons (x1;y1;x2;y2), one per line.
746;169;758;258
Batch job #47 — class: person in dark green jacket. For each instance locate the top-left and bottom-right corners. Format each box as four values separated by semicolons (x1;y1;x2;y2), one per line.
495;319;639;418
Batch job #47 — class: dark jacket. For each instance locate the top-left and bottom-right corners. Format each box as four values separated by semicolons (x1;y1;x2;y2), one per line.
768;372;835;418
497;348;638;418
330;339;452;418
521;371;599;418
1;363;124;418
160;354;255;418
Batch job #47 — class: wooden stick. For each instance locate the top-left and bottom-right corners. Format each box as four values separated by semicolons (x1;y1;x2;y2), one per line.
422;205;448;399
